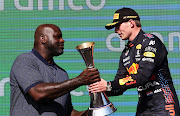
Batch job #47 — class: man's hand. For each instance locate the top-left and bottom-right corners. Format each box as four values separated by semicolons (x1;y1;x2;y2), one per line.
88;78;107;93
77;68;100;85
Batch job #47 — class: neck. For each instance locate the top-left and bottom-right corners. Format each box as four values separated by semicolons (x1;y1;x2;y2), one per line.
34;47;53;64
129;27;141;41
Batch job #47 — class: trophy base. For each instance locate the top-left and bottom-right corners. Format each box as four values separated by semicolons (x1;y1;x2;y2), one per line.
88;102;117;116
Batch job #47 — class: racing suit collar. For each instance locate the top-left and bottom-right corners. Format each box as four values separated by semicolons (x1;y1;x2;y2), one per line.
126;29;144;48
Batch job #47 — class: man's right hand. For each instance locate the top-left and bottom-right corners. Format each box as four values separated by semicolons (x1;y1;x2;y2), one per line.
88;78;107;93
77;68;100;85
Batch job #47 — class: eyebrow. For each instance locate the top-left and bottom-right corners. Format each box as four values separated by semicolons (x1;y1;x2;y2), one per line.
54;33;62;37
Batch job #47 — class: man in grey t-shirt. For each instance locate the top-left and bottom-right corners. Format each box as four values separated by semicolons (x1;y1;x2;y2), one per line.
10;24;100;116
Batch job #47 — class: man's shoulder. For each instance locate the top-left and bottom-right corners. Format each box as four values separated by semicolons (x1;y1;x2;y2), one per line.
16;51;34;58
14;51;36;63
141;32;163;45
11;51;37;72
141;33;156;42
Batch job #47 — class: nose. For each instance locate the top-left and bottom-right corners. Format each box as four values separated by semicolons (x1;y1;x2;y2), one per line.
115;26;119;33
60;38;65;43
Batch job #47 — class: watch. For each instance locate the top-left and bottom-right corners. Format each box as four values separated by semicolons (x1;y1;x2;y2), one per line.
106;82;112;91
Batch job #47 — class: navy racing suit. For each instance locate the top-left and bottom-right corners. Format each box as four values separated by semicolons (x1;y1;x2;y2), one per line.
106;29;180;116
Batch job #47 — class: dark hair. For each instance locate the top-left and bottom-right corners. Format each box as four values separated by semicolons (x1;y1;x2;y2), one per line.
134;20;141;27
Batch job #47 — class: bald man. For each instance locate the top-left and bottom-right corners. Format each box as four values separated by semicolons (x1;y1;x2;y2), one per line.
10;24;100;116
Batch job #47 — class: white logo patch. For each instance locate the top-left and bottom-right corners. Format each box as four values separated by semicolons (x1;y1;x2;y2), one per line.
149;40;155;45
145;46;157;53
142;57;154;63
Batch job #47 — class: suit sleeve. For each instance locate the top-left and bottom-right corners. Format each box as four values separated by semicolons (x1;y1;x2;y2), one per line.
106;54;129;96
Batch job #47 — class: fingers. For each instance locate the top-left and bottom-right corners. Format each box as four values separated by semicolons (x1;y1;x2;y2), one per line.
88;77;100;85
90;71;99;76
87;68;98;71
84;68;99;76
89;83;100;90
79;68;100;85
87;68;99;75
88;85;106;93
88;80;107;93
89;81;100;87
87;68;100;83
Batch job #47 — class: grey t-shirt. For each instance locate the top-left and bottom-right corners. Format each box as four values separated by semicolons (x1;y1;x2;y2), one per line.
10;49;73;116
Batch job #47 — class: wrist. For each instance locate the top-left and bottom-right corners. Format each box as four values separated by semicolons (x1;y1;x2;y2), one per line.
74;76;84;86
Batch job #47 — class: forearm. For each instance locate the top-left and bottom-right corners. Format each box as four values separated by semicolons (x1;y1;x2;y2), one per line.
111;68;153;91
29;77;82;101
105;88;126;96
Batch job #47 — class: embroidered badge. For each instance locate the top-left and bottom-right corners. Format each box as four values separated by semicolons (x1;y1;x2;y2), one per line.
144;33;154;39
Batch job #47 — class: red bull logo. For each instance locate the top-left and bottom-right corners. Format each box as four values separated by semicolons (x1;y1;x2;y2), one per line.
127;63;139;74
126;80;137;86
119;76;137;86
119;76;133;85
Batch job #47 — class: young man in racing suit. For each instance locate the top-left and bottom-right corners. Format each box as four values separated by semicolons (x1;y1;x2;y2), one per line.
89;7;180;116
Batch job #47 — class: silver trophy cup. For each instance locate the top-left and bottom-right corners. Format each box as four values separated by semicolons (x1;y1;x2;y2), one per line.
75;42;117;116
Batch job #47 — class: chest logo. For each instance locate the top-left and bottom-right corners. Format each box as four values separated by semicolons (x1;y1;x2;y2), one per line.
149;40;155;45
143;52;155;57
136;44;142;49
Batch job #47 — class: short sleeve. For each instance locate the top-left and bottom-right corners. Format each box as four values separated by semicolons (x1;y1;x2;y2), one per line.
11;54;43;93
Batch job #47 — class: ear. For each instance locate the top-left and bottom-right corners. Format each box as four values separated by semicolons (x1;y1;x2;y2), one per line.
40;35;47;44
129;19;135;28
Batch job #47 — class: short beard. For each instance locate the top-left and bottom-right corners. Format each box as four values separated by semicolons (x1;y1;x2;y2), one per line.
47;42;63;57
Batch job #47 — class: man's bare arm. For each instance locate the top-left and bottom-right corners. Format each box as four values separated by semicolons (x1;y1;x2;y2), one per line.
28;68;100;102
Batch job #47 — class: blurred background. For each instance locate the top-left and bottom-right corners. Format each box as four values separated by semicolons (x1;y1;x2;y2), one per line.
0;0;180;115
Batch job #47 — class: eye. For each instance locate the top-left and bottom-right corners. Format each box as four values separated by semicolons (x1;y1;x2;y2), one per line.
54;34;62;39
57;34;62;38
58;35;62;38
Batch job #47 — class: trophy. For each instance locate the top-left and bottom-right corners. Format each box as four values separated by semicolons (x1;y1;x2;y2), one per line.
75;42;117;116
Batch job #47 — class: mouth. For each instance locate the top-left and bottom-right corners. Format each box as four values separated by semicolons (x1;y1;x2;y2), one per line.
60;46;64;49
59;45;64;49
119;33;122;37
